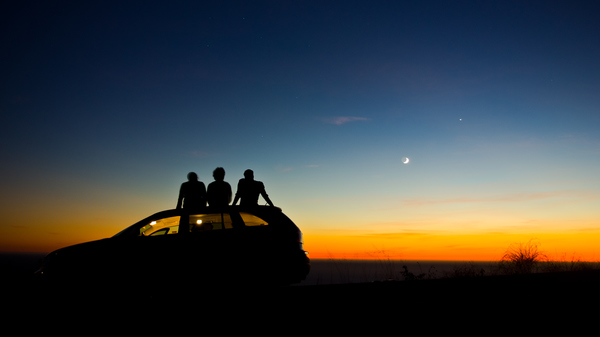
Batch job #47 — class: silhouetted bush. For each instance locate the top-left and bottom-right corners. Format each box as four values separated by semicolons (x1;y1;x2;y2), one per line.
498;239;547;274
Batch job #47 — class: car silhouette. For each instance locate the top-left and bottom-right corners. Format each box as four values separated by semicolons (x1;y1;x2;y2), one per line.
35;206;310;286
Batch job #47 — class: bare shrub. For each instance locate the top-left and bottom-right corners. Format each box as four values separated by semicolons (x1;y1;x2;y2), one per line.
499;239;547;274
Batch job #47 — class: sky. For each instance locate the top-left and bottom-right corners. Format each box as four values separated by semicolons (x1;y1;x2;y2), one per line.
2;0;599;260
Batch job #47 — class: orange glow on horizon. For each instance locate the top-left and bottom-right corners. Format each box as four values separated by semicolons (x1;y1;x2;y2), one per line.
2;210;599;263
303;231;600;262
3;228;600;262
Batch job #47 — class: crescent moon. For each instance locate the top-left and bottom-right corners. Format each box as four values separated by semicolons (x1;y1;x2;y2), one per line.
402;157;410;164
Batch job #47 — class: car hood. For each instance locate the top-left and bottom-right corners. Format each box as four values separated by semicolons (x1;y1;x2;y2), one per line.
44;238;113;260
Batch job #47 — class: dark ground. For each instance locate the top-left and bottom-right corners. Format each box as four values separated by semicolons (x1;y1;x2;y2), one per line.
2;254;598;327
4;266;600;310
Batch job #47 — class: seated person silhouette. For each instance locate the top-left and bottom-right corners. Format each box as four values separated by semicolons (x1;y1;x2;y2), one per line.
207;167;232;208
232;169;274;207
176;172;207;210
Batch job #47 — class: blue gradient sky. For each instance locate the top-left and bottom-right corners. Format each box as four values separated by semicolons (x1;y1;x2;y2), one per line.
2;1;599;258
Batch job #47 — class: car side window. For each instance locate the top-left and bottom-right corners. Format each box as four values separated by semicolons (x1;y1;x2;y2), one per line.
189;213;234;232
136;212;268;235
139;216;181;236
149;228;170;236
239;212;269;226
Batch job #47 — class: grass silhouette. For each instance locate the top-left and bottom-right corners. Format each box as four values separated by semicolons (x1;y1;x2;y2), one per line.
498;239;547;274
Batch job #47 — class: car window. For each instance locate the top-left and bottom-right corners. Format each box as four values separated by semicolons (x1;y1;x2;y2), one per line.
239;212;269;226
189;213;233;232
135;211;267;236
149;228;170;236
139;216;181;236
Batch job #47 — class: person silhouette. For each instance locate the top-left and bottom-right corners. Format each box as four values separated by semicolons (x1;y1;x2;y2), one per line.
232;169;274;207
207;167;232;208
176;172;207;210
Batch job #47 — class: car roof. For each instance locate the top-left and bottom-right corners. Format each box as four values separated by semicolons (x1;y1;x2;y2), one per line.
140;205;284;221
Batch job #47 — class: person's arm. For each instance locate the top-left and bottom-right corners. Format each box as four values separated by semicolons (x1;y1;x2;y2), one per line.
206;183;213;206
200;182;207;207
260;183;274;207
262;192;274;207
176;184;184;209
232;180;241;205
226;183;233;205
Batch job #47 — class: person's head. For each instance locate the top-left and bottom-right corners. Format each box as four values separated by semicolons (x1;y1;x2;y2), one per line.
213;167;225;181
187;172;198;181
243;169;254;180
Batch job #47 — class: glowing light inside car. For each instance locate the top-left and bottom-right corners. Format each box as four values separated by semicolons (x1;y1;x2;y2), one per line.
197;220;202;224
